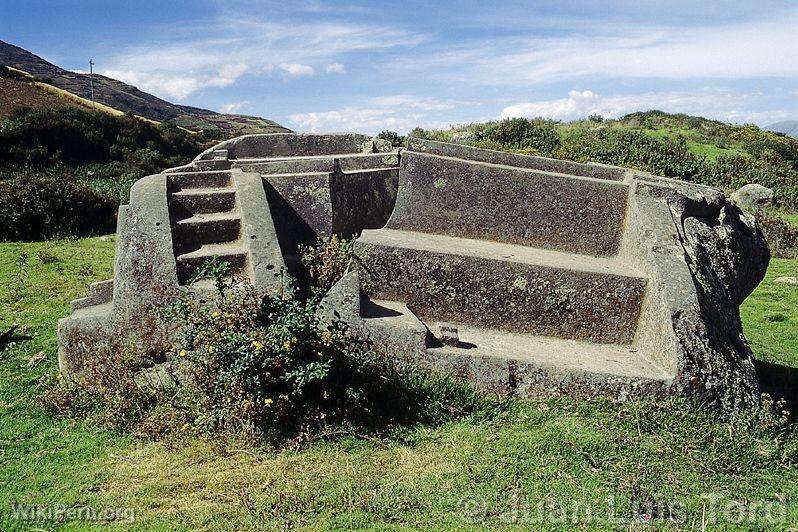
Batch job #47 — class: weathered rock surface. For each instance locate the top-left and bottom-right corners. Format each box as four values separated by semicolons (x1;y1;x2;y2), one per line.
731;183;775;213
60;134;769;418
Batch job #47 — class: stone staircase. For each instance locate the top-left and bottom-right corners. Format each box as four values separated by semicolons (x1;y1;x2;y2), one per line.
61;133;766;415
167;169;249;283
350;139;673;397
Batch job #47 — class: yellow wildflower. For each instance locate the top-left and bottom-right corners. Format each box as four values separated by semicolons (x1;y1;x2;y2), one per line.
252;340;264;350
264;398;273;405
212;311;219;318
320;331;333;346
178;349;187;357
208;346;216;353
282;341;292;351
316;351;324;358
56;373;63;381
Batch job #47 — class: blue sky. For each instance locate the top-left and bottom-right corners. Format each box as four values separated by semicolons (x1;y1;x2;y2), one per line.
3;0;798;133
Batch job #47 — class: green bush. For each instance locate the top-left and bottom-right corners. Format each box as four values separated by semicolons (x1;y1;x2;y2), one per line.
697;154;798;209
299;234;354;291
0;106;205;239
376;130;405;148
0;172;117;240
45;263;501;440
557;128;702;179
0;106;200;168
758;210;798;258
483;117;560;154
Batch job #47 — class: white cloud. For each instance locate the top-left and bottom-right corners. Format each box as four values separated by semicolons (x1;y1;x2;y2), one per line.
219;101;251;114
102;16;425;100
369;95;462;111
325;63;345;74
391;9;798;86
500;89;792;125
288;95;464;133
278;63;315;78
103;62;247;101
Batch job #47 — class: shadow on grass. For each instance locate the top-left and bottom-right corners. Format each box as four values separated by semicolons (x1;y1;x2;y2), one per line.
0;324;32;351
756;359;798;416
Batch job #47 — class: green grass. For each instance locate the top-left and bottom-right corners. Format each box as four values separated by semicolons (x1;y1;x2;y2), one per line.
0;237;134;530
779;211;798;226
741;258;798;367
1;237;797;530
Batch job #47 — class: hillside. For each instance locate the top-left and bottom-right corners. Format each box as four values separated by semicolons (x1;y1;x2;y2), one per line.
0;75;86;116
0;40;290;138
767;120;798;139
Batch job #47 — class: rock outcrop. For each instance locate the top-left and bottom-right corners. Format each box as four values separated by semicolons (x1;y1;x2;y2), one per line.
59;134;770;418
731;183;775;214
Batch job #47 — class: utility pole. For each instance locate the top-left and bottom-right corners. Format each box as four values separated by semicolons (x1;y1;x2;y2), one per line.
89;59;95;110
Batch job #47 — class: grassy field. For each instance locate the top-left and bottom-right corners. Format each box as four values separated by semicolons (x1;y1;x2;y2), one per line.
1;237;797;530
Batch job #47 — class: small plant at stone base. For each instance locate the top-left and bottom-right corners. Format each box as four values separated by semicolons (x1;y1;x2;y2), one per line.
9;251;29;302
187;256;238;298
299;234;354;291
41;346;163;432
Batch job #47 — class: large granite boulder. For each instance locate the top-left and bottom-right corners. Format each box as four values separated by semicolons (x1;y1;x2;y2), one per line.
60;134;769;419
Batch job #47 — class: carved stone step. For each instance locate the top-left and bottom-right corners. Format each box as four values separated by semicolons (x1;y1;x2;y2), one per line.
355;298;670;399
235;152;399;175
173;212;242;250
195;159;231;171
169;187;237;215
390;150;629;256
69;279;114;311
355;228;647;345
168;171;232;190
175;242;248;284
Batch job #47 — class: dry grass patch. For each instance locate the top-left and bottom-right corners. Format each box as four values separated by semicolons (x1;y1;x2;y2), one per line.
98;434;460;529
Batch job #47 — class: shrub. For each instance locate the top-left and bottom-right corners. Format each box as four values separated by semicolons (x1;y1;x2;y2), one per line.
0;106;201;169
44;264;501;440
556;128;702;179
407;127;451;143
483;117;560;154
0;106;206;239
299;235;354;291
376;130;405;148
0;172;117;240
41;347;159;432
758;210;798;258
698;154;798;209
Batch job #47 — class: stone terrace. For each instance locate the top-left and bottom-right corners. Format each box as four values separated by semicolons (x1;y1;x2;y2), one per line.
60;133;769;418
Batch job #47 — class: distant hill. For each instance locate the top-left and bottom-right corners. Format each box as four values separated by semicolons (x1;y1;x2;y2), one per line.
0;74;86;116
0;40;290;139
765;120;798;139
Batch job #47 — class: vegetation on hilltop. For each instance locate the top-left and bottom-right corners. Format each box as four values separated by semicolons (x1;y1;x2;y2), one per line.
0;105;208;240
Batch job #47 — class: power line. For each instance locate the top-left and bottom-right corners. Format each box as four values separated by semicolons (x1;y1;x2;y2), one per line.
89;59;95;110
